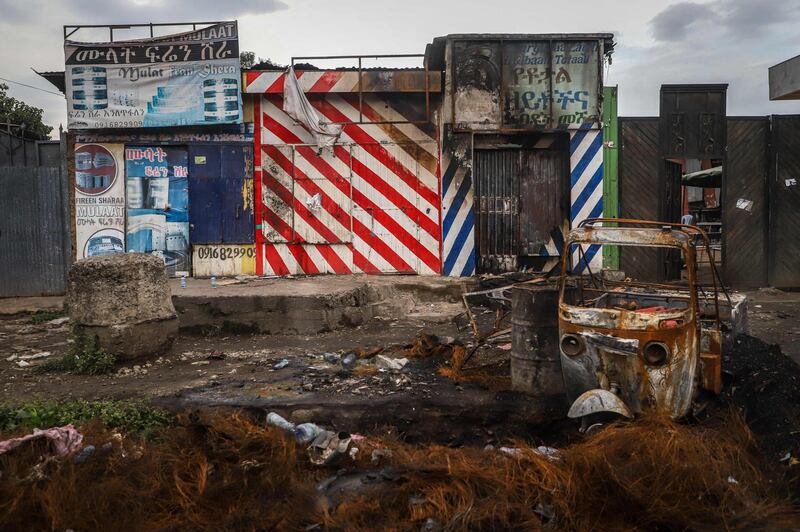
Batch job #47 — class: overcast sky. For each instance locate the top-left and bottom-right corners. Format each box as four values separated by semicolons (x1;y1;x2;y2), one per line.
1;0;799;136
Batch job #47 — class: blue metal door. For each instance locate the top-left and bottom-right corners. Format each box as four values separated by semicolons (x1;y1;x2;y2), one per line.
188;144;254;244
221;145;254;243
188;145;223;244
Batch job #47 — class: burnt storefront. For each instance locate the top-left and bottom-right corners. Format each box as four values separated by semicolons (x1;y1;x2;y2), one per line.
437;34;613;276
243;33;614;277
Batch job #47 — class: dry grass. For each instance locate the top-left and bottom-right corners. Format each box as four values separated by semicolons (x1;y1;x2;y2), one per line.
1;410;797;531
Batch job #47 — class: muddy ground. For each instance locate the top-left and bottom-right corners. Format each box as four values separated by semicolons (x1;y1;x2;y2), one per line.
2;288;800;452
2;288;800;528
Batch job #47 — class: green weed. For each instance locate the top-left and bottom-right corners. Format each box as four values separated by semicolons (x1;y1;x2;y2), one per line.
29;310;66;324
36;328;116;375
0;399;171;437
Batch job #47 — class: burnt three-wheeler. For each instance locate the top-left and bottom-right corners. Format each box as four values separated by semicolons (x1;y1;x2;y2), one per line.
558;218;737;423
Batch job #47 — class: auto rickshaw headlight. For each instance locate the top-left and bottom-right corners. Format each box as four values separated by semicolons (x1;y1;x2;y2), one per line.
643;342;669;366
560;334;585;356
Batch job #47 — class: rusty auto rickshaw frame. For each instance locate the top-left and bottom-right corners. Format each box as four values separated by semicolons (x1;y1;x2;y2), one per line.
557;218;726;420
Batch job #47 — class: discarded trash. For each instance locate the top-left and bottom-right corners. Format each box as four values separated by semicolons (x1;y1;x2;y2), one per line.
0;425;83;457
273;359;289;370
294;423;322;444
308;430;353;466
420;517;443;532
47;317;70;327
535;446;561;461
73;445;96;465
266;412;295;432
323;352;340;364
375;355;408;371
371;448;393;464
727;476;739;485
341;352;357;370
534;503;555;521
9;351;57;365
180;273;187;289
266;412;322;445
498;446;522;457
210;276;217;289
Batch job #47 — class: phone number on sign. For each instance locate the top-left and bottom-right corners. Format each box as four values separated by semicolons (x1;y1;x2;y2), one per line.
196;247;255;260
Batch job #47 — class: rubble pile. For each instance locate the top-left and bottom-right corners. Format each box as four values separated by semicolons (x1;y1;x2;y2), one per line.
0;410;797;530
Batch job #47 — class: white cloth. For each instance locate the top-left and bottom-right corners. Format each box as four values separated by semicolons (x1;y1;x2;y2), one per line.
283;66;343;148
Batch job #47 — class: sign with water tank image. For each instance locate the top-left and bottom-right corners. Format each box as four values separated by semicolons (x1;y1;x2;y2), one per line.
64;22;242;129
74;143;126;260
125;146;190;276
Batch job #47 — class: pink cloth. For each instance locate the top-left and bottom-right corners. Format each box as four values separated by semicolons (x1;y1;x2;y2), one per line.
0;424;83;456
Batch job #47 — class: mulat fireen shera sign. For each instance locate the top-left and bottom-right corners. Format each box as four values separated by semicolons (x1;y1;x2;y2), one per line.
126;146;190;276
64;22;242;129
74;143;126;260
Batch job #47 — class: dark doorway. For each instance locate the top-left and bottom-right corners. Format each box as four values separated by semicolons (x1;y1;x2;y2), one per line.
473;134;569;274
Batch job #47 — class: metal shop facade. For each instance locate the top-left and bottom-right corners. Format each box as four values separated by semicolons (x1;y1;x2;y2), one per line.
52;21;255;278
244;34;614;277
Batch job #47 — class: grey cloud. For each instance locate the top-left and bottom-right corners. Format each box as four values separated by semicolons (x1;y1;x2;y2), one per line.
649;2;716;42
0;0;288;25
718;0;800;37
648;0;800;43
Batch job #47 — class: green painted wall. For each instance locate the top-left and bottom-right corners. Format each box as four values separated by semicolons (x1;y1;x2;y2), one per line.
602;86;620;269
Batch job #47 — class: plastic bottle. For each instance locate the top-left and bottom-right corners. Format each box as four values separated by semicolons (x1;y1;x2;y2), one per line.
294;423;322;444
210;276;217;289
180;273;187;289
266;412;295;432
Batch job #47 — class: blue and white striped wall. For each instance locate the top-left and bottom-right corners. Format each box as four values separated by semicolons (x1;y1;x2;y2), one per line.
569;127;604;274
441;150;476;277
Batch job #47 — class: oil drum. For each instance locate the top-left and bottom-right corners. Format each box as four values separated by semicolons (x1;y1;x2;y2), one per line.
510;284;566;396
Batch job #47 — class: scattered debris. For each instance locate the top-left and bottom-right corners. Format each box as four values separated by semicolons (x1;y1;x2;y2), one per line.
374;355;408;370
0;425;83;457
1;411;797;530
323;352;340;364
273;359;290;370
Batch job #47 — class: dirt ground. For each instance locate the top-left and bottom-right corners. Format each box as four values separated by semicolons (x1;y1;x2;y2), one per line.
3;286;800;528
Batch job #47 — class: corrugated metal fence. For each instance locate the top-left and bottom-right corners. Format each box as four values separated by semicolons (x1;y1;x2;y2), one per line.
0;167;70;297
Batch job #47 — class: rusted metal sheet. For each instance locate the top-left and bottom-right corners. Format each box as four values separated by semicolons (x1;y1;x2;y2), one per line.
244;70;441;94
558;219;724;419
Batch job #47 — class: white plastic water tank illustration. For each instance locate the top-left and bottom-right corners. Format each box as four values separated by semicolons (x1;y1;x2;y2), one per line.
71;67;108;110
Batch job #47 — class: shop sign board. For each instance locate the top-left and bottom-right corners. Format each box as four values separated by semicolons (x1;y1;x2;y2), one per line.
126;146;190;276
65;22;242;129
75;143;126;260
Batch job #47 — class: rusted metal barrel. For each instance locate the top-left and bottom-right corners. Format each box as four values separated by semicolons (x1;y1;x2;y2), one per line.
510;284;565;396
